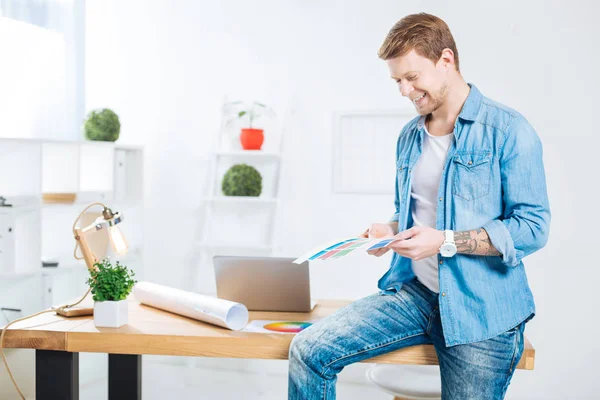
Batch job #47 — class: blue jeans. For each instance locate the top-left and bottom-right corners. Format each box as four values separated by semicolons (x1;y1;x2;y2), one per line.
288;278;525;399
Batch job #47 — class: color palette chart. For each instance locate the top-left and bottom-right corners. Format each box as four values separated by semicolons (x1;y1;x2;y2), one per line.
263;321;313;333
242;320;314;334
293;237;397;264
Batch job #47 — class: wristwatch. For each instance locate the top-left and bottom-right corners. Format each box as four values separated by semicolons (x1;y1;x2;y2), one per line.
439;230;457;257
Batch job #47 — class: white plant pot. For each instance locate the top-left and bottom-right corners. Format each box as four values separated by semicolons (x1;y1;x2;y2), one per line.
93;300;128;328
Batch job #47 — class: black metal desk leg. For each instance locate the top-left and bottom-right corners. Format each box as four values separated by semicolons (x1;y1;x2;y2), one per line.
109;353;141;400
36;350;79;400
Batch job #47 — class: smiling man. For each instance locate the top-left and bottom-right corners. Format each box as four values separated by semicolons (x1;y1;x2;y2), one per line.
288;13;551;400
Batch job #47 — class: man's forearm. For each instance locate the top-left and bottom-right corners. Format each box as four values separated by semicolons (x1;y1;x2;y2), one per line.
388;221;399;235
454;228;501;256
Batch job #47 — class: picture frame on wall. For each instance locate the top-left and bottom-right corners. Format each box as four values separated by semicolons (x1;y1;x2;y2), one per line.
332;110;416;194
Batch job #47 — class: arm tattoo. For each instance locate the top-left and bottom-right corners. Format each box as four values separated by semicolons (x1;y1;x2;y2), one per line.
454;228;501;256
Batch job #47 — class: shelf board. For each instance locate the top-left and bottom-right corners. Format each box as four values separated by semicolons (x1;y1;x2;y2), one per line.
0;204;42;214
41;191;112;206
39;193;143;209
0;271;37;280
40;248;142;277
202;196;278;204
0;137;143;151
212;150;280;160
196;242;273;252
41;263;86;277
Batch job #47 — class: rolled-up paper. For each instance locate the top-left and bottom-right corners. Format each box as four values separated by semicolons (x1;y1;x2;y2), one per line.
134;281;249;331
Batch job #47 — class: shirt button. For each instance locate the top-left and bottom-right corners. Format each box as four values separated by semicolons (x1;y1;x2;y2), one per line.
439;260;443;265
468;161;473;165
442;292;446;297
439;197;443;201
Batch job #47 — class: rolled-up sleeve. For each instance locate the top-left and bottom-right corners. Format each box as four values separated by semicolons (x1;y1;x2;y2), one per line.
483;115;551;267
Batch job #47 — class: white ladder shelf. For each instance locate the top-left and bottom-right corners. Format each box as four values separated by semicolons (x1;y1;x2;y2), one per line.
194;98;289;294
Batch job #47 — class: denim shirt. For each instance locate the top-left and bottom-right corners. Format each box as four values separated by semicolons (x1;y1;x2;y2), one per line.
378;84;551;346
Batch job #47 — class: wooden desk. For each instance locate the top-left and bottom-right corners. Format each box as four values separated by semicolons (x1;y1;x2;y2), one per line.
3;298;535;399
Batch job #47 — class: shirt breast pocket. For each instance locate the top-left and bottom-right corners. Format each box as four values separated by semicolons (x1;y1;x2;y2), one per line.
452;151;492;201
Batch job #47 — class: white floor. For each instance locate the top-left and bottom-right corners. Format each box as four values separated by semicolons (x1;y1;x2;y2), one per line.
79;356;393;400
0;352;557;399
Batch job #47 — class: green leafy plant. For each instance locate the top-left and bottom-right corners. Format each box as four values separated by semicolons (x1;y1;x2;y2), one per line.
86;259;137;302
223;101;276;129
84;108;121;142
221;164;262;196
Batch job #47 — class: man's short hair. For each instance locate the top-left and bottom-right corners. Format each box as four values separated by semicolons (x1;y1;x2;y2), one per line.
378;13;460;72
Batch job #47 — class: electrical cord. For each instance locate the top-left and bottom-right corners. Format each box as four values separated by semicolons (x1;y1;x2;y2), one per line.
0;288;91;399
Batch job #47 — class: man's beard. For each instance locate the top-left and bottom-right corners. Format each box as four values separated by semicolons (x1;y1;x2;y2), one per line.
416;82;448;115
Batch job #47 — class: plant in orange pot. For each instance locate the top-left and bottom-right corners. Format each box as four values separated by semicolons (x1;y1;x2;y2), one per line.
225;101;276;150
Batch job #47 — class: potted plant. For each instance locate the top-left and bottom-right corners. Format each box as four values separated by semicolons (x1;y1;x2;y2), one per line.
86;258;137;328
84;108;121;142
224;101;276;150
221;164;262;197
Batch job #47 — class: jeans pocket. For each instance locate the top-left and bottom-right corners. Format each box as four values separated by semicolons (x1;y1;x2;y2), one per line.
508;323;524;372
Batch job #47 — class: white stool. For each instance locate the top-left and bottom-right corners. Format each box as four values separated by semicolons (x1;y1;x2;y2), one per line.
366;364;441;400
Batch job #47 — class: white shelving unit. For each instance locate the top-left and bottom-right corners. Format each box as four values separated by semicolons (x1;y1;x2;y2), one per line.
193;100;290;294
0;137;144;315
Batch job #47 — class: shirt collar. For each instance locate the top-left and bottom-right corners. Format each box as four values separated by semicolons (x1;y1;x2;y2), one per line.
458;83;482;122
416;83;482;129
415;83;482;143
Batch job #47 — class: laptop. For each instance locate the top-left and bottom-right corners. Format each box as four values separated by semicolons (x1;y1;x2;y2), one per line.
213;255;316;312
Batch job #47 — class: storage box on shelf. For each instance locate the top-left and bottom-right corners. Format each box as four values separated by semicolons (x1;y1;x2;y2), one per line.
0;204;41;277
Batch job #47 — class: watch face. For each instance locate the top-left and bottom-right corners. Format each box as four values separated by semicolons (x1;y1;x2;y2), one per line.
441;244;456;257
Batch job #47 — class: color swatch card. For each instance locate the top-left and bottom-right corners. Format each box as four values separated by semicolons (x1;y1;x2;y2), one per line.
242;320;315;334
293;237;397;264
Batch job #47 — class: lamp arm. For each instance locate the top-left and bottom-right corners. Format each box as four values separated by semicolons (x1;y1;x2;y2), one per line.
80;222;103;235
74;228;99;271
71;202;107;232
72;202;107;271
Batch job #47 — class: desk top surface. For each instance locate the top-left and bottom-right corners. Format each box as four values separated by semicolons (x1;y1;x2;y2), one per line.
3;297;535;370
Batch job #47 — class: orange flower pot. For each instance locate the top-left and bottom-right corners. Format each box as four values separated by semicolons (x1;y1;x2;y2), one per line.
240;128;264;150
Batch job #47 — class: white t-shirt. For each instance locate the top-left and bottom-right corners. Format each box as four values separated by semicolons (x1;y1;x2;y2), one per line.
410;116;453;293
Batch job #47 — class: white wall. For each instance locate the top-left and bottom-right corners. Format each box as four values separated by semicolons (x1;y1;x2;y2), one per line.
86;0;599;398
0;0;86;140
0;18;67;139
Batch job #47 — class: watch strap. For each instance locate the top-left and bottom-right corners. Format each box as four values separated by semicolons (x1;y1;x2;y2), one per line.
444;230;454;244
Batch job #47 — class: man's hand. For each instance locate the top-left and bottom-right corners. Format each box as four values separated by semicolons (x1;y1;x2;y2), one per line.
360;223;396;257
387;226;445;261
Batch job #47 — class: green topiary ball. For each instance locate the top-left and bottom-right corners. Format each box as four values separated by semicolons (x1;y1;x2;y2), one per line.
222;164;262;197
84;108;121;142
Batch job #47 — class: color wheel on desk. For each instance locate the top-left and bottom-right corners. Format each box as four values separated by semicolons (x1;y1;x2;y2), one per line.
263;321;313;333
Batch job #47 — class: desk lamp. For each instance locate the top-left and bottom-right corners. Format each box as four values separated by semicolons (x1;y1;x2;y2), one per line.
56;202;129;317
